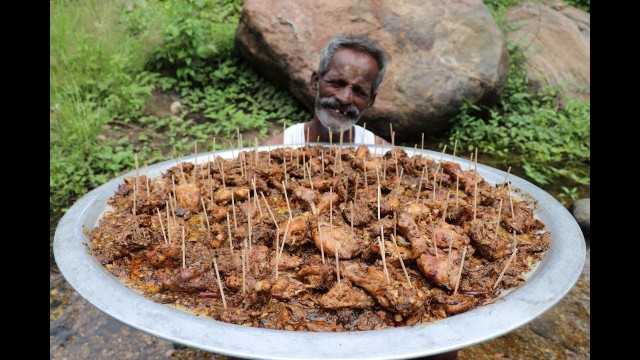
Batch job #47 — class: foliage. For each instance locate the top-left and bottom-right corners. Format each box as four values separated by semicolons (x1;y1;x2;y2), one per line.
146;0;242;86
50;0;162;215
51;0;306;222
564;0;590;12
440;41;590;204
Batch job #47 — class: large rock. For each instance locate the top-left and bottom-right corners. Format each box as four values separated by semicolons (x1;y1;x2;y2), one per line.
235;0;509;140
570;198;590;236
506;3;590;101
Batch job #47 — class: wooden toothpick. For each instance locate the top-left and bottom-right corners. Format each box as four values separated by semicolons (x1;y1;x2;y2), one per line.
335;241;342;292
493;247;518;290
145;163;150;197
508;182;515;219
212;257;227;309
181;227;186;269
231;191;237;229
495;199;503;238
503;166;512;184
392;234;412;288
282;181;292;220
241;247;246;295
379;227;390;285
318;222;325;264
157;208;168;244
453;246;467;295
260;191;279;231
445;233;454;287
226;213;233;254
201;198;211;233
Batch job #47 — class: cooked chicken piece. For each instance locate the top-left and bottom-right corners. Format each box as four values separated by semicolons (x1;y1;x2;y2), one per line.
432;220;471;249
224;273;256;293
355;144;370;159
362;238;413;266
213;187;250;204
247;245;271;278
270;276;306;300
500;200;545;235
396;210;430;256
432;291;477;315
341;199;374;227
279;212;310;245
317;191;339;214
342;262;427;316
441;161;480;192
416;251;461;290
175;183;200;212
160;266;216;293
319;280;375;309
146;244;181;268
271;251;303;271
292;186;318;213
468;218;508;260
297;261;335;290
213;251;243;275
313;223;365;259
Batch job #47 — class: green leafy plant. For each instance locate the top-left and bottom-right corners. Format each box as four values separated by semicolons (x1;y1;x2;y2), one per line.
437;39;590;206
146;0;241;86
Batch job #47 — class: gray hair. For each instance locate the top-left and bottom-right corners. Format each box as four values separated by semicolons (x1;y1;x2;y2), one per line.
318;35;391;96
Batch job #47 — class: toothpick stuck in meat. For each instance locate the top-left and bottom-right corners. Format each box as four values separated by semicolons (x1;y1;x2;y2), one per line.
157;208;168;244
335;241;342;292
378;227;390;285
181;227;186;269
226;213;233;254
508;182;515;220
212;257;227;309
493;247;519;290
495;199;503;238
318;222;325;264
391;234;412;288
453;246;468;295
201;198;211;233
231;191;238;229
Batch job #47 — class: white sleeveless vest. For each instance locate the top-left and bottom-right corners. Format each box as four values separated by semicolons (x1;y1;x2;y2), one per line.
282;123;376;145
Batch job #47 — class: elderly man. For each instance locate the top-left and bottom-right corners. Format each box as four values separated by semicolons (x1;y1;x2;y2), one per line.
263;34;391;145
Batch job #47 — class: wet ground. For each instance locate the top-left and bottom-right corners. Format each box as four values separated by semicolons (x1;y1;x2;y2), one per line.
49;233;589;360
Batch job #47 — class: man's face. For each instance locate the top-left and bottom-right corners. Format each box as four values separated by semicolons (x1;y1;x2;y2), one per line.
313;48;379;133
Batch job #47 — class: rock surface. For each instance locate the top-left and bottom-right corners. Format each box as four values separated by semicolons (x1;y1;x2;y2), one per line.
571;198;590;235
234;0;509;139
505;3;590;101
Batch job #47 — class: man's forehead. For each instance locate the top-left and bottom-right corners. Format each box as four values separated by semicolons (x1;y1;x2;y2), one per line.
327;48;378;79
343;65;360;75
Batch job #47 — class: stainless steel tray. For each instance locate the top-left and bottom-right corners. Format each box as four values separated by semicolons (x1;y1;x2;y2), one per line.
53;144;586;359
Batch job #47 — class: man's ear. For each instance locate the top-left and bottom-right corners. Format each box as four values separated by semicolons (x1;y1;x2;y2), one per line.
311;72;320;92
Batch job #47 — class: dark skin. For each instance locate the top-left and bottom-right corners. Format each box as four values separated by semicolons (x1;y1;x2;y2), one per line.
262;47;389;145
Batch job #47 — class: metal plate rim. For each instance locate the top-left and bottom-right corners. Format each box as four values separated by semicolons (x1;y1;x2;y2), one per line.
54;144;586;359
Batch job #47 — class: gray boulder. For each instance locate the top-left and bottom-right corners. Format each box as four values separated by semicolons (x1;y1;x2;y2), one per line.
570;198;590;235
234;0;509;140
505;3;590;101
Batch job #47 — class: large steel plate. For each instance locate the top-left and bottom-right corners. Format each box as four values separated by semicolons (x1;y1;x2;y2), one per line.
54;144;586;359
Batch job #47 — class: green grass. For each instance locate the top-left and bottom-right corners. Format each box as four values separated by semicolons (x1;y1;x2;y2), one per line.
50;0;306;225
50;0;162;216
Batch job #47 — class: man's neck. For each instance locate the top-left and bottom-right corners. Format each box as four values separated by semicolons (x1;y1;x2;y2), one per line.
306;119;355;144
